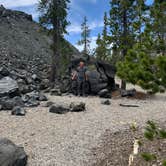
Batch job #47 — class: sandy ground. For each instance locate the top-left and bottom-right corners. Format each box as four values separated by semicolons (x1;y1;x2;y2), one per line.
0;93;166;166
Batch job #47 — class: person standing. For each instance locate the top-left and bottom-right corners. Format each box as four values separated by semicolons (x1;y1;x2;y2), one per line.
72;61;88;96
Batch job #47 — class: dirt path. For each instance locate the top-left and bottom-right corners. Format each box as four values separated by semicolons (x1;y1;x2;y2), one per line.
0;94;165;166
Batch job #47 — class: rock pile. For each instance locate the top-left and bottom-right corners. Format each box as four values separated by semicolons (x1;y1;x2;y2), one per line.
0;66;48;113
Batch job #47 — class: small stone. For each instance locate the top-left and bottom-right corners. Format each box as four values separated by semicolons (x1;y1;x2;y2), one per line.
11;106;26;116
49;105;69;114
50;89;62;96
121;89;136;97
98;89;111;98
70;102;86;112
38;94;47;101
101;99;111;105
44;101;54;107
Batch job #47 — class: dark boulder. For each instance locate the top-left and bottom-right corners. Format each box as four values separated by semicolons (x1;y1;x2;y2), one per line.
0;96;24;110
0;97;14;110
87;71;107;94
0;66;9;77
70;102;86;112
98;89;112;98
49;104;69;114
0;138;27;166
11;106;26;116
95;61;116;90
0;77;19;97
121;88;136;97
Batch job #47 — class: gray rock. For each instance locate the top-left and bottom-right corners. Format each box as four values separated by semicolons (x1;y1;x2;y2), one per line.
38;94;48;101
0;97;14;110
0;77;19;97
0;96;24;110
0;138;27;166
25;98;40;107
98;89;111;98
44;101;54;107
39;79;50;90
50;89;62;96
0;66;9;76
49;105;69;114
101;99;111;105
70;102;86;112
0;105;2;110
121;88;136;97
11;106;26;116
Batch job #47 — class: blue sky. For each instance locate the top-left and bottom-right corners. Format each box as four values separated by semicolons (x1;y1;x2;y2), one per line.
0;0;153;51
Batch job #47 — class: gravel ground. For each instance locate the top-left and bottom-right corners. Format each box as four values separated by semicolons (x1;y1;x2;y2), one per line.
0;93;165;166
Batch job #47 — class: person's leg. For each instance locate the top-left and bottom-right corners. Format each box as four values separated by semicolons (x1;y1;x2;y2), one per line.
82;80;86;96
77;81;81;96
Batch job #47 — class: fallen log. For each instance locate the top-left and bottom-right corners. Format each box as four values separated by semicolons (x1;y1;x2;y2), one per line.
119;104;139;107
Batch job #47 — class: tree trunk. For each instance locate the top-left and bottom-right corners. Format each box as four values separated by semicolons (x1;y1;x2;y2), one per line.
50;10;61;84
121;8;127;90
121;79;126;90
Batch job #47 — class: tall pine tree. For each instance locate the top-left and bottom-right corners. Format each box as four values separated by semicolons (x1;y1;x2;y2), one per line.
108;0;136;89
78;16;91;55
95;12;110;61
38;0;70;83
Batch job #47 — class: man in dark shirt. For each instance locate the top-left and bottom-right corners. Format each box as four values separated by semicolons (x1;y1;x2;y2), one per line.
72;61;88;96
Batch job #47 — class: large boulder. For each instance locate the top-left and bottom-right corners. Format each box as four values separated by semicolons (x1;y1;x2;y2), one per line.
87;71;107;94
0;77;19;97
95;61;116;90
0;138;27;166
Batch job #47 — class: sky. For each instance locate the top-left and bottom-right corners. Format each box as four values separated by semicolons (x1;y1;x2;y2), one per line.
0;0;153;52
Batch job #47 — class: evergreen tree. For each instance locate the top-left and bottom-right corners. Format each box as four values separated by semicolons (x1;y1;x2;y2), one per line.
146;0;166;55
108;0;136;89
95;12;110;61
78;16;91;55
116;0;166;93
38;0;70;83
132;0;149;43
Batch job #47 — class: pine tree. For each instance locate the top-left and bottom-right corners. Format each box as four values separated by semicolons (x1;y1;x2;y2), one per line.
147;0;166;55
95;12;110;61
116;0;166;93
38;0;70;83
108;0;136;89
78;16;91;55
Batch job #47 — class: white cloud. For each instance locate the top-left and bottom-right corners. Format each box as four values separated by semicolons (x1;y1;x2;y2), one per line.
0;0;38;8
67;24;81;33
